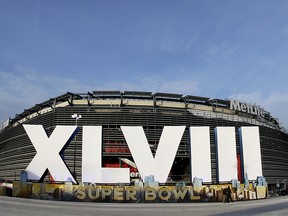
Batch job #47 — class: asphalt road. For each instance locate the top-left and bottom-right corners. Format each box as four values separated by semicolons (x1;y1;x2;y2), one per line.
0;195;287;216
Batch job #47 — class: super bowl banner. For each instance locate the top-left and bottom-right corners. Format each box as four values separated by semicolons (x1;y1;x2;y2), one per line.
12;181;267;202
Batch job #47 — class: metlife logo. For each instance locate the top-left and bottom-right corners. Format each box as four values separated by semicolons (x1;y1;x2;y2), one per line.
230;99;264;116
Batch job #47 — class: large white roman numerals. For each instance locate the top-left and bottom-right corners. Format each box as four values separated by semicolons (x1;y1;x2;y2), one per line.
215;127;238;182
239;127;263;180
82;126;130;183
121;126;185;183
23;124;79;183
190;127;212;182
23;124;263;184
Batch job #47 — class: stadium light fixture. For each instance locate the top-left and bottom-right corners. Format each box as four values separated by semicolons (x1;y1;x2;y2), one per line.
71;113;82;180
71;113;82;123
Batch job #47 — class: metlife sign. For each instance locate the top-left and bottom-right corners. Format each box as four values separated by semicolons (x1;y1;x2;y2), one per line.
230;99;268;118
23;125;263;184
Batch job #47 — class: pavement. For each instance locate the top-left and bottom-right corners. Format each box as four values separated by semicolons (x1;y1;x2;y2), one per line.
0;195;287;216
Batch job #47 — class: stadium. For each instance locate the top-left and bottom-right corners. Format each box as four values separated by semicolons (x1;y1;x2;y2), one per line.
0;90;288;193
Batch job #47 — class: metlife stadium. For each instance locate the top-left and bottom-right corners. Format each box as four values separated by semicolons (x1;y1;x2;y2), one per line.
0;91;288;190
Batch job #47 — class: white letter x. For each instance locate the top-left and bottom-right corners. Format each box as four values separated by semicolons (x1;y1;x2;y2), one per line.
23;124;79;183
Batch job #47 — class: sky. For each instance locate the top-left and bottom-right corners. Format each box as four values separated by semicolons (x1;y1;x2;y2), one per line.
1;0;288;128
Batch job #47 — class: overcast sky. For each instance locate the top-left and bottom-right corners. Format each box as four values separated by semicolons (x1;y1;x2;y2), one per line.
1;0;288;128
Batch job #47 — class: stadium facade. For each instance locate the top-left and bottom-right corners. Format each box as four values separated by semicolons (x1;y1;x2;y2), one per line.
0;91;288;188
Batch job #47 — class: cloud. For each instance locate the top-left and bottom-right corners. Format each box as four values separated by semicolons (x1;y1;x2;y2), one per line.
140;76;198;95
0;67;200;123
263;93;288;128
228;91;263;104
229;92;288;129
0;67;89;122
281;25;288;38
159;37;196;53
93;75;199;95
1;66;287;131
203;42;240;60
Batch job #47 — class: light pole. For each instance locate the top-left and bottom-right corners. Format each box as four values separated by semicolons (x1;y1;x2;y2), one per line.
71;113;82;180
